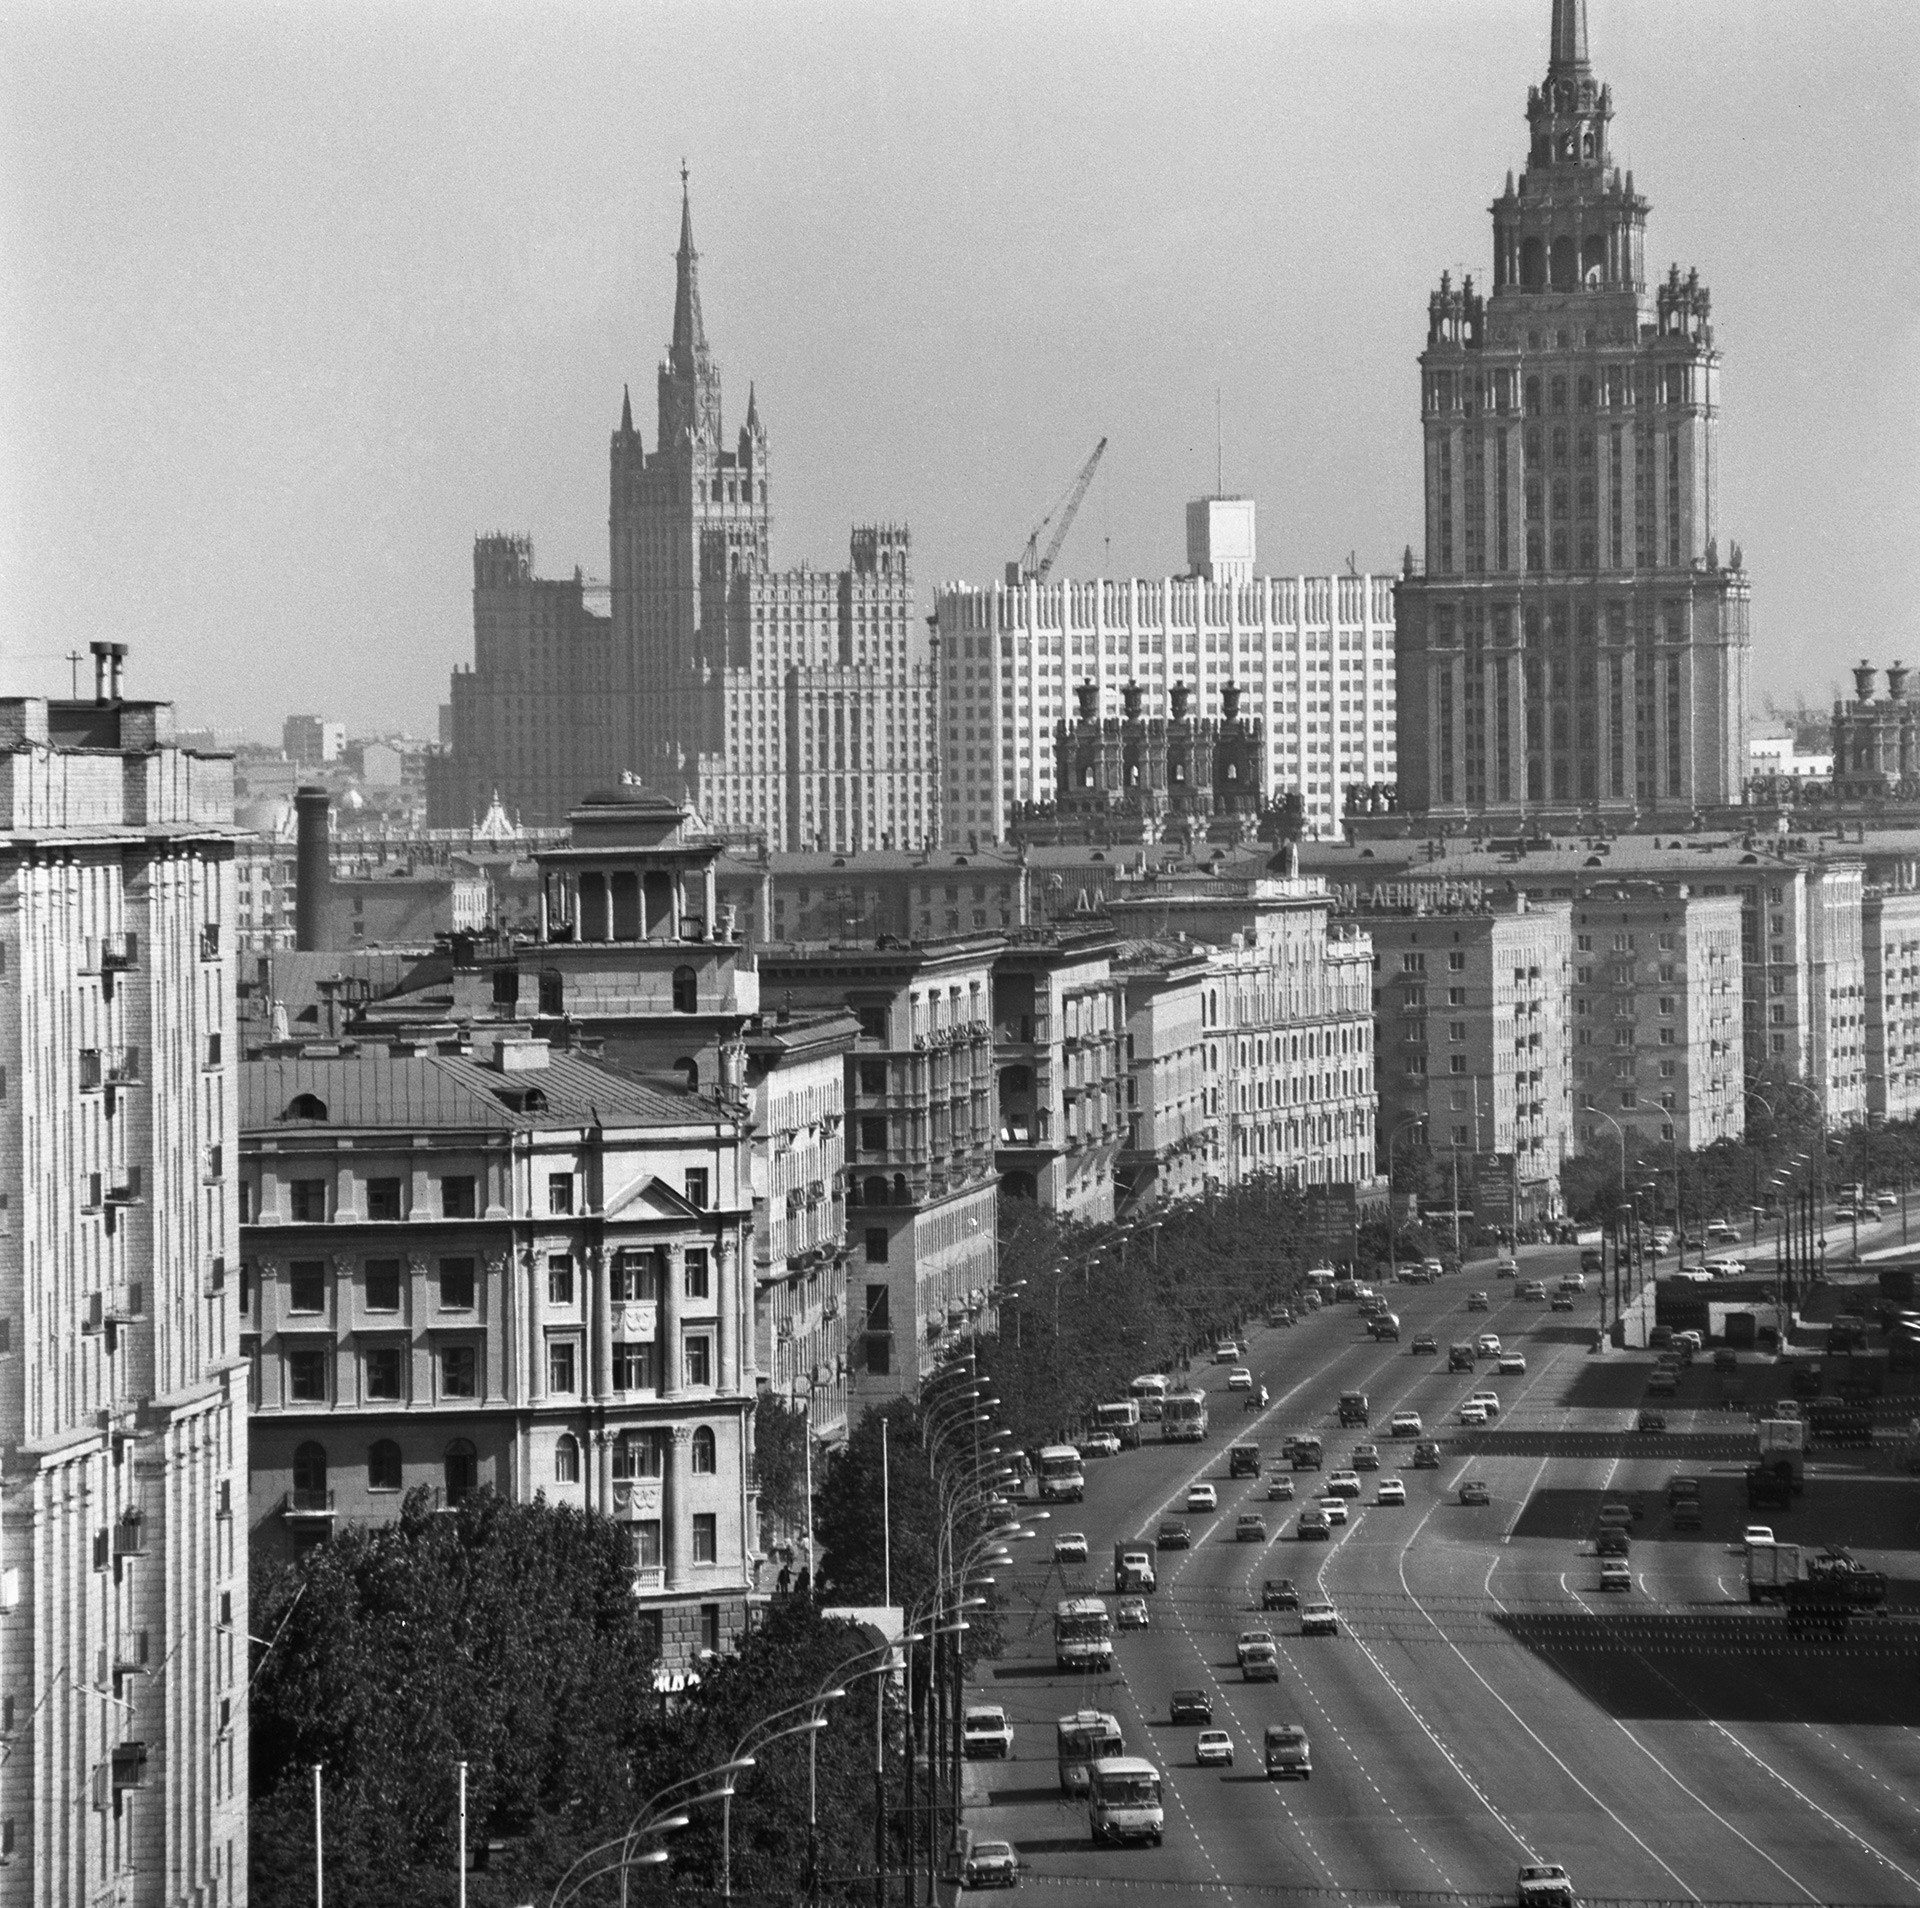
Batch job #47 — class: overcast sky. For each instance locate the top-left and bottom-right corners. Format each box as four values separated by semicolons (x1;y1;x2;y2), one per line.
2;0;1913;742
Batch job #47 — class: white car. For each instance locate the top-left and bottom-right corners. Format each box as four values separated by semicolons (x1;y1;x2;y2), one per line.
963;1705;1015;1758
1497;1353;1527;1375
1116;1596;1150;1630
1228;1366;1254;1391
1053;1531;1088;1563
1078;1431;1121;1458
1299;1602;1341;1636
1743;1525;1774;1550
1495;1257;1519;1278
1390;1410;1423;1437
1187;1484;1218;1512
1314;1497;1349;1527
1457;1400;1489;1426
1195;1728;1235;1767
1469;1389;1501;1417
1324;1470;1363;1498
1476;1333;1502;1356
1376;1478;1406;1506
1213;1343;1241;1363
1705;1256;1745;1279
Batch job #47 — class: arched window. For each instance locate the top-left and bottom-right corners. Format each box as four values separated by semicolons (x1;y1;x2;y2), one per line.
691;1427;717;1475
863;1174;888;1207
538;968;564;1015
672;966;698;1013
444;1438;478;1505
554;1434;580;1484
1081;763;1095;789
293;1441;328;1501
892;1172;908;1206
284;1094;328;1123
367;1440;402;1492
676;1056;700;1092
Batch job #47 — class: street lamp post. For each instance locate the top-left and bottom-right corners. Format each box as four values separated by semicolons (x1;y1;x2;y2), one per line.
722;1707;835;1900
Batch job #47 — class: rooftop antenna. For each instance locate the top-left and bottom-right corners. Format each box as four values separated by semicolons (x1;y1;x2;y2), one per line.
1215;386;1223;498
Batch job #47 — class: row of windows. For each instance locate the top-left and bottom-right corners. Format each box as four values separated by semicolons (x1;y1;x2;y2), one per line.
274;1332;717;1403
257;1247;714;1317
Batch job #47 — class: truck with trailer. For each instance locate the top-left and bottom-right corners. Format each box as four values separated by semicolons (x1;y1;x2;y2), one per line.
1747;1543;1887;1627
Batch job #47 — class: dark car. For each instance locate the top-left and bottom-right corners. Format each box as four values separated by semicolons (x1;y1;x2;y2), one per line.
1459;1479;1491;1506
1170;1688;1214;1725
1596;1526;1631;1557
1635;1410;1666;1433
1156;1520;1192;1551
1261;1577;1300;1611
1411;1333;1439;1355
1412;1440;1442;1469
1297;1508;1332;1541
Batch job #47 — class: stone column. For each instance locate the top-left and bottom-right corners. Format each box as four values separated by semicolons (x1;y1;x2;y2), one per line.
665;1425;693;1592
594;1428;614;1517
528;1246;547;1404
590;1247;612;1401
660;1245;683;1395
716;1233;738;1394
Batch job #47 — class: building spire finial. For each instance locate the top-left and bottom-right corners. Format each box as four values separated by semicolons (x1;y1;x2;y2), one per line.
670;163;707;369
1548;0;1589;74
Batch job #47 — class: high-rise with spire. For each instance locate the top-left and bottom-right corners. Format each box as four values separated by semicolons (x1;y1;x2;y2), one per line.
1394;0;1750;826
432;176;937;849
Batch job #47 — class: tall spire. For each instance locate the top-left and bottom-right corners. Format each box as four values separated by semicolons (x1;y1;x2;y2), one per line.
670;159;708;372
619;383;634;434
1547;0;1589;74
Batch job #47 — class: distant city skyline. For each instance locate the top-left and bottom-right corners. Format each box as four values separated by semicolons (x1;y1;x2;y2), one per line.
2;0;1913;742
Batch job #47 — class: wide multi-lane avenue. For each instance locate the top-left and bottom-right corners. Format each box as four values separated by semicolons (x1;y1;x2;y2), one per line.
962;1248;1920;1904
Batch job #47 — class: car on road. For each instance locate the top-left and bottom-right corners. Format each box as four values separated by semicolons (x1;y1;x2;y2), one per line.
1599;1561;1632;1592
1237;1630;1280;1679
1269;1309;1294;1328
1476;1332;1502;1356
1706;1256;1745;1279
1595;1526;1630;1557
1315;1497;1349;1527
1457;1400;1489;1426
1077;1431;1121;1458
1551;1293;1575;1311
1635;1410;1666;1433
1413;1440;1442;1468
1155;1520;1192;1551
1325;1470;1362;1497
1235;1627;1277;1663
1264;1723;1312;1780
1186;1484;1218;1513
1674;1330;1703;1355
1423;1257;1446;1279
1467;1291;1491;1312
1299;1602;1340;1636
1833;1205;1858;1224
1497;1353;1527;1375
1559;1273;1586;1293
1377;1478;1407;1506
963;1706;1015;1758
1170;1688;1213;1724
1518;1861;1576;1908
1297;1508;1331;1541
1646;1369;1678;1397
1596;1500;1637;1526
1469;1390;1501;1417
1459;1478;1491;1505
1228;1366;1254;1391
1650;1228;1676;1252
1351;1443;1381;1470
1261;1577;1300;1611
1667;1474;1702;1506
961;1838;1019;1890
1235;1513;1269;1543
1411;1332;1439;1355
1213;1343;1241;1363
1054;1532;1088;1563
1116;1596;1150;1630
1743;1525;1774;1549
1267;1475;1295;1501
1390;1410;1424;1438
1194;1729;1235;1767
1495;1256;1519;1278
1520;1280;1548;1301
1713;1347;1739;1372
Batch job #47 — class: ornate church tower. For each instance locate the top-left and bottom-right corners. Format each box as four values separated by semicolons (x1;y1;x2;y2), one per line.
1396;0;1749;825
610;171;771;794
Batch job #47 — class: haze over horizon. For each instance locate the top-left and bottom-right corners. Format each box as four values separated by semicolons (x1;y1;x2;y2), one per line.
2;0;1912;743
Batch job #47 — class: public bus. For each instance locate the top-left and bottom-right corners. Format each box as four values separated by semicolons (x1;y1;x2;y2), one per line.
1036;1444;1087;1502
1161;1390;1209;1442
1087;1756;1165;1845
1129;1374;1170;1422
1055;1709;1124;1795
1052;1597;1114;1674
1094;1399;1142;1449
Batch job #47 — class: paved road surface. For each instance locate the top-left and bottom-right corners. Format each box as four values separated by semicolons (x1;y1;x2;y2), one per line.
958;1247;1920;1905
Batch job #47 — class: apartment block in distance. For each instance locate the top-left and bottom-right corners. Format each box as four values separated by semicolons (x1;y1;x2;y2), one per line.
1570;883;1744;1151
937;501;1395;842
755;941;999;1404
1863;887;1920;1126
1358;896;1574;1220
240;1038;761;1667
0;652;248;1906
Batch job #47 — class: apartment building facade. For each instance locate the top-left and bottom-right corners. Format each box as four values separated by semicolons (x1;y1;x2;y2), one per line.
1112;939;1213;1211
755;942;999;1404
1863;887;1920;1125
240;1042;760;1669
0;676;247;1907
714;844;1031;948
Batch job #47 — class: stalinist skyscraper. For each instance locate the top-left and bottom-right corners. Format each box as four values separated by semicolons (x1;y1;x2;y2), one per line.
1395;0;1750;826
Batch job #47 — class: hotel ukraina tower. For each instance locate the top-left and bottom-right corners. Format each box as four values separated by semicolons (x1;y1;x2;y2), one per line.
1396;0;1750;826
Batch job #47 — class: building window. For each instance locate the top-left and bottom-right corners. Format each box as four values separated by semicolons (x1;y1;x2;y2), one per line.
440;1176;476;1219
859;1061;887;1095
366;1178;402;1221
292;1440;327;1502
632;1522;663;1570
289;1179;327;1223
288;1261;326;1314
287;1350;329;1403
364;1348;403;1401
691;1425;718;1474
367;1440;402;1492
685;1169;710;1210
614;1430;666;1480
683;1249;711;1300
692;1514;718;1565
860;1117;887;1153
365;1259;401;1312
865;1229;888;1264
547;1174;574;1216
444;1439;478;1504
545;1254;575;1306
441;1346;478;1399
672;965;699;1013
548;1340;577;1394
612;1248;662;1303
554;1435;580;1484
684;1336;713;1388
612;1342;660;1392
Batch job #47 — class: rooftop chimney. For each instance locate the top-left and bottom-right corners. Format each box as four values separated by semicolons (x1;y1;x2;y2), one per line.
294;786;332;951
90;641;128;704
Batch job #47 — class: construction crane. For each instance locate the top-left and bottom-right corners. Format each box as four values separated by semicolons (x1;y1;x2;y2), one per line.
1005;437;1107;588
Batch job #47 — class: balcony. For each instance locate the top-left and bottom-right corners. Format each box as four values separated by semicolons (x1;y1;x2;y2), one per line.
111;1511;148;1559
630;1564;666;1594
281;1489;337;1520
99;935;138;974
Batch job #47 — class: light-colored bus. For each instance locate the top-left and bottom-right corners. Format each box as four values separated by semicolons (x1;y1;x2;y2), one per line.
1162;1391;1209;1442
1095;1399;1142;1448
1053;1596;1114;1674
1036;1444;1087;1502
1055;1708;1124;1794
1088;1756;1164;1845
1129;1374;1170;1422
